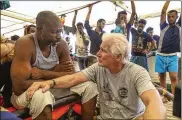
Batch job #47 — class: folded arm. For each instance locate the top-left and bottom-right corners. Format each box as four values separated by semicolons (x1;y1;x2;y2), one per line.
26;72;88;100
31;40;75;80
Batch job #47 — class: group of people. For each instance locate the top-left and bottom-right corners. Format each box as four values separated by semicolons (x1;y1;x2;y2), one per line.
0;0;181;120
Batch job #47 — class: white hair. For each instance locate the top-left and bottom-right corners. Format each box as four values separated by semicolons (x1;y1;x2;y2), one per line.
102;33;130;61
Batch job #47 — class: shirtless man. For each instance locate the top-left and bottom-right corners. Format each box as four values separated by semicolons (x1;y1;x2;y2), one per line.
11;11;98;120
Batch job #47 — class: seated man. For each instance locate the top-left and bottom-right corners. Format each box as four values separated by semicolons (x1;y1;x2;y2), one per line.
27;33;166;119
11;11;98;120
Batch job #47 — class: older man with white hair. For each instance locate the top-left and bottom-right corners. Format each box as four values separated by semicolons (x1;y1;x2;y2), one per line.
26;33;166;120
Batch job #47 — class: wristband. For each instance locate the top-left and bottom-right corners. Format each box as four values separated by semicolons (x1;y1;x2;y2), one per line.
162;89;167;96
51;79;56;88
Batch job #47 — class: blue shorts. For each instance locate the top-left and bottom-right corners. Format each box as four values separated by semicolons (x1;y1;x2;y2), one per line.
155;55;178;73
130;56;148;71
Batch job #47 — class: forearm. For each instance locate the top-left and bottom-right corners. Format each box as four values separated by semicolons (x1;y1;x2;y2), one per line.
86;11;92;21
42;70;74;79
143;102;166;119
24;79;45;91
148;41;155;52
82;36;89;46
52;72;85;88
83;40;89;46
14;79;45;96
72;14;77;27
52;75;75;88
72;14;77;33
129;1;136;24
162;1;170;13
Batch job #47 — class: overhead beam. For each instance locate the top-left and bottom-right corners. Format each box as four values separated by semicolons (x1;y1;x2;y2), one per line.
3;27;24;35
1;10;35;24
56;1;101;16
1;18;20;23
1;21;27;29
5;10;35;19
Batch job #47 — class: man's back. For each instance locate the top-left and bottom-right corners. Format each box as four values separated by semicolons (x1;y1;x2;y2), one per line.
82;62;155;119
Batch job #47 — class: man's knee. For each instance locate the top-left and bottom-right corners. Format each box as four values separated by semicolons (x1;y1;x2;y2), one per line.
170;75;178;81
169;72;178;81
32;89;48;99
29;89;54;119
82;81;98;103
159;73;166;79
84;81;97;92
71;81;98;104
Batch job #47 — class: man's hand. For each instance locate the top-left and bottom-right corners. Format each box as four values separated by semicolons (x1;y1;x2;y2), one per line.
31;67;44;79
53;61;74;72
26;81;52;101
121;20;126;29
142;49;150;54
75;10;78;15
88;4;93;11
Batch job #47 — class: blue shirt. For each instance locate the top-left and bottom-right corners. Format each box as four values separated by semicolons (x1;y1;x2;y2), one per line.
0;111;22;120
84;21;105;55
111;23;132;41
159;20;181;53
131;28;153;56
111;25;124;33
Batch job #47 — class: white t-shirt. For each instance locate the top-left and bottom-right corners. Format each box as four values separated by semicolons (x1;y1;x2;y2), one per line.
75;31;90;57
81;62;155;119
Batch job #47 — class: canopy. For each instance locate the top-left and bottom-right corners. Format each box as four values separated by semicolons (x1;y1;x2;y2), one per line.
1;1;181;38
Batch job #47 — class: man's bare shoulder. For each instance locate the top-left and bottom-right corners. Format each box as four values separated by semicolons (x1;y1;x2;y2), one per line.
56;39;69;51
58;39;68;47
15;34;34;48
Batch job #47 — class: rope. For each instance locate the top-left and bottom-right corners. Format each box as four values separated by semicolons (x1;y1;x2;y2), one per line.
3;27;24;35
2;22;25;29
5;9;35;19
1;18;20;24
